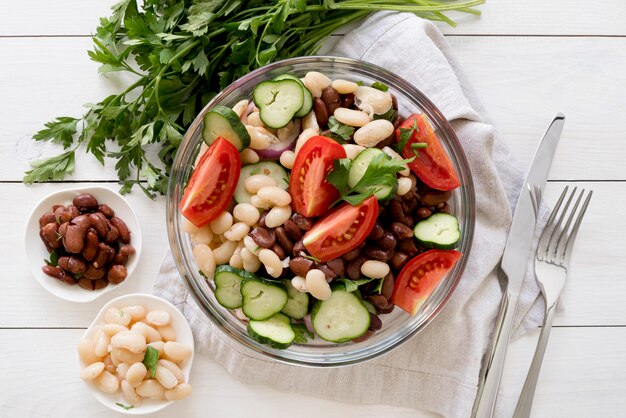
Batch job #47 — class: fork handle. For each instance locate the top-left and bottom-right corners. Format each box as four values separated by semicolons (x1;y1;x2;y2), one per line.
512;304;557;418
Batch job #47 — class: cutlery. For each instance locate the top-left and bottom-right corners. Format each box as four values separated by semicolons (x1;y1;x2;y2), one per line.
472;113;566;418
513;186;593;417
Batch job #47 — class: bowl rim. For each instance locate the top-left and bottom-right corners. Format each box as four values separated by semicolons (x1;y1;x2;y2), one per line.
24;185;142;303
166;56;476;367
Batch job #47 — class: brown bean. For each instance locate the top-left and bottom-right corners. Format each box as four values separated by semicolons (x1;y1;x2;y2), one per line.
82;230;99;261
352;330;374;343
105;221;120;244
321;86;340;105
291;214;313;231
274;227;293;254
258;211;269;228
78;277;95;290
389;199;405;222
392;115;405;130
369;314;383;331
283;219;302;241
367;223;384;241
377;304;395;314
289;257;314;277
369;294;391;310
417;207;432;219
421;190;453;206
108;265;127;284
390;222;414;240
70;214;92;230
39;212;56;229
58;256;70;271
39;230;53;253
381;273;395;300
83;264;106;280
89;213;109;239
390;252;409;271
398;239;419;256
292;239;305;256
376;232;397;251
401;215;414;227
67;205;81;219
114;244;136;265
364;247;391;262
249;227;275;249
439;202;451;214
341;93;354;108
391;94;398;111
42;265;74;285
93;279;108;290
93;243;114;269
326;102;340;117
40;223;61;249
110;217;131;244
64;224;86;253
313;98;329;127
342;247;361;261
346;257;366;281
98;204;115;218
73;194;99;212
67;257;87;274
54;206;73;224
271;243;286;260
326;258;345;277
315;262;336;281
374;133;395;150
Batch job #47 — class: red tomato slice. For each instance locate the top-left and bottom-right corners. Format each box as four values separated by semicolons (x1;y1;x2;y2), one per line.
302;196;378;262
180;137;241;228
289;135;346;217
396;114;460;191
391;249;462;316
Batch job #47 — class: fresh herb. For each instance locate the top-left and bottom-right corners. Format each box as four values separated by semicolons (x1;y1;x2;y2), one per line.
292;323;313;344
373;277;385;294
255;245;262;252
143;345;160;378
249;167;262;176
44;249;59;267
74;273;83;280
282;176;290;186
373;106;396;122
116;403;135;411
199;269;207;278
301;254;321;263
337;277;377;293
327;116;354;143
371;81;389;92
361;298;377;315
393;117;420;154
356;81;364;86
410;142;428;156
25;0;483;197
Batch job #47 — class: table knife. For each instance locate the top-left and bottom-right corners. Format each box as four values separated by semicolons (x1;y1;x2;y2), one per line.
472;113;566;418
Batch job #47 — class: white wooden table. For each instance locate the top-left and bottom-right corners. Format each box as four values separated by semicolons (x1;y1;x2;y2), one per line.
2;1;625;416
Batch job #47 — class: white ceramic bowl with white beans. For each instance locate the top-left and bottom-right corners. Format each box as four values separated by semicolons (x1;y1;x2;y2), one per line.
78;293;194;414
167;56;476;367
24;186;142;303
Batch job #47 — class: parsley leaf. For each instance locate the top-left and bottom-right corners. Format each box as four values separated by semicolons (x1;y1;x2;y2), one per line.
373;107;397;122
326;158;352;196
361;299;377;315
143;345;160;378
393;117;420;154
292;323;314;344
116;403;135;411
371;81;389;92
23;150;75;184
337;278;377;293
44;249;59;267
33;117;79;149
327;116;354;143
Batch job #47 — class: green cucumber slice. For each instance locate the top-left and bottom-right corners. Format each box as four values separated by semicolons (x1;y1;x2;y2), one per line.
280;280;310;319
202;105;250;151
241;278;289;321
234;161;289;204
311;289;370;343
214;265;258;309
247;313;295;349
253;79;304;129
274;74;313;118
348;148;397;201
413;213;461;250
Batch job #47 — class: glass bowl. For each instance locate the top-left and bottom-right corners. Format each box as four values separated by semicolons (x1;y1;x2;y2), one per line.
166;56;475;367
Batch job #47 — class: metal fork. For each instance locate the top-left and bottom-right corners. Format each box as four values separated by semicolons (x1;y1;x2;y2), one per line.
513;186;593;417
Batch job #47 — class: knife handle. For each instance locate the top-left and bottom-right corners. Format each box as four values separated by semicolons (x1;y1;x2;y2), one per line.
473;290;518;418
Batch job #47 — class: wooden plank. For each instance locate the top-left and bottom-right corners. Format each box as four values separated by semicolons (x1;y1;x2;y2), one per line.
1;0;625;37
2;181;623;327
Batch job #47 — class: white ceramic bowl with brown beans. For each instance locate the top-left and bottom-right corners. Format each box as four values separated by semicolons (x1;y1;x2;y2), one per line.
24;186;142;303
78;293;194;415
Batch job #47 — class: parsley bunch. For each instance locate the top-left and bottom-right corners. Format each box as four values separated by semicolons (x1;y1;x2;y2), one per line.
24;0;483;197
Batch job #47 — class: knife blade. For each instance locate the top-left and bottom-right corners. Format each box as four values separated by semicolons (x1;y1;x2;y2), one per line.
472;113;566;418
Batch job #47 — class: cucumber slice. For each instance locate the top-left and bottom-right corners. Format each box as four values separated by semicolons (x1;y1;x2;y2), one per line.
312;289;371;343
413;213;461;250
348;148;397;201
247;313;295;349
214;265;258;309
274;74;313;118
280;280;310;319
253;79;304;129
241;278;289;321
202;105;250;151
234;161;289;204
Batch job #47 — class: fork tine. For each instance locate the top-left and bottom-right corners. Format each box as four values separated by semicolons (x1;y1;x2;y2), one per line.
554;189;585;262
561;190;593;266
546;187;578;263
537;186;569;261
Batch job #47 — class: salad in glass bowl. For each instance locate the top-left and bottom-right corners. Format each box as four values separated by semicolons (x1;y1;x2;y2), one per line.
167;57;474;366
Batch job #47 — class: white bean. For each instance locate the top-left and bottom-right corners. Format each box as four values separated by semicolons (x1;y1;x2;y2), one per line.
193;244;216;279
241;248;261;273
158;359;185;384
353;119;395;148
213;240;238;265
121;380;142;407
233;203;260;226
190;225;213;245
131;322;162;343
382;146;410;176
397;177;413;196
333;107;370;127
302;111;320;133
80;362;105;380
279;150;296;169
94;371;119;394
342;144;365;160
157;324;177;342
243;235;261;256
182;217;200;234
291;276;307;292
294;128;318;155
240;148;260;165
305;269;331;300
257;186;291;207
246;111;264;128
123;305;147;322
331;79;359;94
224;222;250;242
360;260;390;279
104;307;131;326
303;71;331;98
247;126;277;150
164;341;193;363
102;323;128;336
148;341;165;357
116;362;130;380
125;362;147;388
245;174;277;194
94;330;110;357
155;365;179;389
111;330;147;354
109;349;123;367
111;347;145;364
250;195;272;210
234;307;249;321
146;310;171;327
264;205;292;228
355;86;393;115
77;339;102;364
137;380;166;400
165;383;193;401
209;211;233;235
229;253;244;269
258;249;283;278
232;99;249;118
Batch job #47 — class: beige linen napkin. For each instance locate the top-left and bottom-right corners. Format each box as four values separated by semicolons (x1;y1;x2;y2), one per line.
154;12;546;418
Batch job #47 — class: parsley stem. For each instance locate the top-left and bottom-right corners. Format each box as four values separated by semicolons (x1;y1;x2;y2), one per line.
411;142;428;149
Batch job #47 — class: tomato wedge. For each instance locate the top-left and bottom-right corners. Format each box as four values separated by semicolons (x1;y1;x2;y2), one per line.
289;135;346;217
391;249;462;316
396;114;460;191
303;196;378;262
180;137;241;228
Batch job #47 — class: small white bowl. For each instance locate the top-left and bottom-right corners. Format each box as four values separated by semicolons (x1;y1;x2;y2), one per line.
79;293;195;415
24;186;142;303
